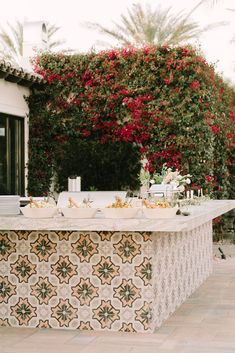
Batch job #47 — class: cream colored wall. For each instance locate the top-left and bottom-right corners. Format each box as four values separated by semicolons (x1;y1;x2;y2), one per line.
0;79;30;195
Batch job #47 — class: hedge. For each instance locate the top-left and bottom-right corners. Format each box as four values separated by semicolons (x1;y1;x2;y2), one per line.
26;45;235;199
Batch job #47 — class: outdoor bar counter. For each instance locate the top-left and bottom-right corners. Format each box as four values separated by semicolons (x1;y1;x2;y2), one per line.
0;200;234;333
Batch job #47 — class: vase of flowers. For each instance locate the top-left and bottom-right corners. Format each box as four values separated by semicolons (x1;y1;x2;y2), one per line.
149;164;191;193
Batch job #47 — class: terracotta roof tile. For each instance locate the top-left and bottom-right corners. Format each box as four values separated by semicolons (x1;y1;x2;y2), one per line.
0;59;44;87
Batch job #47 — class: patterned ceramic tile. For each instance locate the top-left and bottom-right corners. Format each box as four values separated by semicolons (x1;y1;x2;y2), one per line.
57;231;72;241
15;231;32;240
37;319;51;328
135;301;153;331
114;234;141;263
0;233;16;260
114;279;141;307
98;231;113;241
78;321;93;330
30;234;57;261
93;300;120;329
71;278;99;305
0;318;10;326
31;277;57;304
0;225;212;332
92;256;120;285
0;276;16;303
72;233;98;262
10;255;36;283
135;257;152;285
120;322;136;332
11;298;37;325
51;298;77;327
51;255;77;283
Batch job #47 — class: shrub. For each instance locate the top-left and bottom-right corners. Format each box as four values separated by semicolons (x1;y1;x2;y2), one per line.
27;45;235;199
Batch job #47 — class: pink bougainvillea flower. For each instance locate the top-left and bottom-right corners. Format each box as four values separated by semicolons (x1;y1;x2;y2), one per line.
211;125;220;134
205;175;213;182
227;133;234;139
190;80;200;91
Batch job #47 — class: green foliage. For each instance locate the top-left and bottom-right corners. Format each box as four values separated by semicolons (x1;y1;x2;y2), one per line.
55;138;141;191
27;46;235;201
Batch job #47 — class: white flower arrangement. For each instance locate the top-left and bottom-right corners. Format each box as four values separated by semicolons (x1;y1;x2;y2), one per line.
150;164;191;192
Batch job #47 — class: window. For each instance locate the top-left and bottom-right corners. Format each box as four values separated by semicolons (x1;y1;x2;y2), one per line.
0;114;25;195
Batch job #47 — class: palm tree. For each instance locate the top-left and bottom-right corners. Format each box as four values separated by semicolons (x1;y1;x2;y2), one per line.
0;20;66;66
202;0;235;44
87;2;225;47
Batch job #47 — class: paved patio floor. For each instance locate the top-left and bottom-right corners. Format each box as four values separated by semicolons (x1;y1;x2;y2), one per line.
1;257;235;353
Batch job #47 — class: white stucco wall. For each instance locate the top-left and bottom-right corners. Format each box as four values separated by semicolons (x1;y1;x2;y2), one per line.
0;79;30;194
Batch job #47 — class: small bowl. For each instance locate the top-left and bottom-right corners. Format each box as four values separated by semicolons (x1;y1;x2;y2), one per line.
20;206;58;219
102;208;139;219
143;206;178;219
61;208;97;219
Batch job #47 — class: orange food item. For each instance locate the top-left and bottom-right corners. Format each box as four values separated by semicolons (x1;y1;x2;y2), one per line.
143;199;171;209
107;196;132;208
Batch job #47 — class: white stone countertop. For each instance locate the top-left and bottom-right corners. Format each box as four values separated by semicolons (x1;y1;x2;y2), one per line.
0;200;234;233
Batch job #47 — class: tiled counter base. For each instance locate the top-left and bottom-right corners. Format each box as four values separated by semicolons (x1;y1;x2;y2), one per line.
0;222;212;332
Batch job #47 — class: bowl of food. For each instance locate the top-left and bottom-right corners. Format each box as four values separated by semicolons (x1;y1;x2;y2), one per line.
142;200;178;219
61;208;97;219
20;198;58;218
102;196;139;219
61;197;97;219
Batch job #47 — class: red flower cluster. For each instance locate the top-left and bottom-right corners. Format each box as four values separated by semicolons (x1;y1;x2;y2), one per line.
190;81;200;91
31;45;235;197
211;125;220;134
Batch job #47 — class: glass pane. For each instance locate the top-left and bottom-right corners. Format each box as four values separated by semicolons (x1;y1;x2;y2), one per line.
0;115;25;195
0;116;8;194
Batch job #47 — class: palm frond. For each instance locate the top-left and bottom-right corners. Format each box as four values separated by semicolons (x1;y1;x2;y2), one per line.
86;2;228;47
0;20;66;65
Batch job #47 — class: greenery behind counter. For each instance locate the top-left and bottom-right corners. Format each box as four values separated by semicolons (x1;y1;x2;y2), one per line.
26;45;235;240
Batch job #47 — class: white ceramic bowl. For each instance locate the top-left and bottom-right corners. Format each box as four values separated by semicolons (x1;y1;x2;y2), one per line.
61;208;97;219
102;208;139;219
143;206;178;219
20;206;58;219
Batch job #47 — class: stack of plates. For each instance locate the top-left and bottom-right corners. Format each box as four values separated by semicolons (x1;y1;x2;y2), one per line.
0;195;20;215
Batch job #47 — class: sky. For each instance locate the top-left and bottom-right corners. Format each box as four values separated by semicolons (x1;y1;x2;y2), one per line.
0;0;235;84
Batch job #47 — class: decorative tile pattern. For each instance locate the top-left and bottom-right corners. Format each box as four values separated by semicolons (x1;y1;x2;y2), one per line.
71;278;99;305
11;298;36;325
51;298;77;327
31;277;57;304
16;231;32;240
0;233;16;260
151;221;213;329
135;258;152;285
30;234;57;261
10;255;36;282
135;301;152;331
72;233;98;262
114;234;141;263
37;319;51;328
98;231;113;241
93;300;120;329
0;224;212;332
0;276;16;303
120;322;136;332
114;279;141;307
57;231;72;241
0;318;10;326
78;321;93;330
92;256;120;284
51;256;77;283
